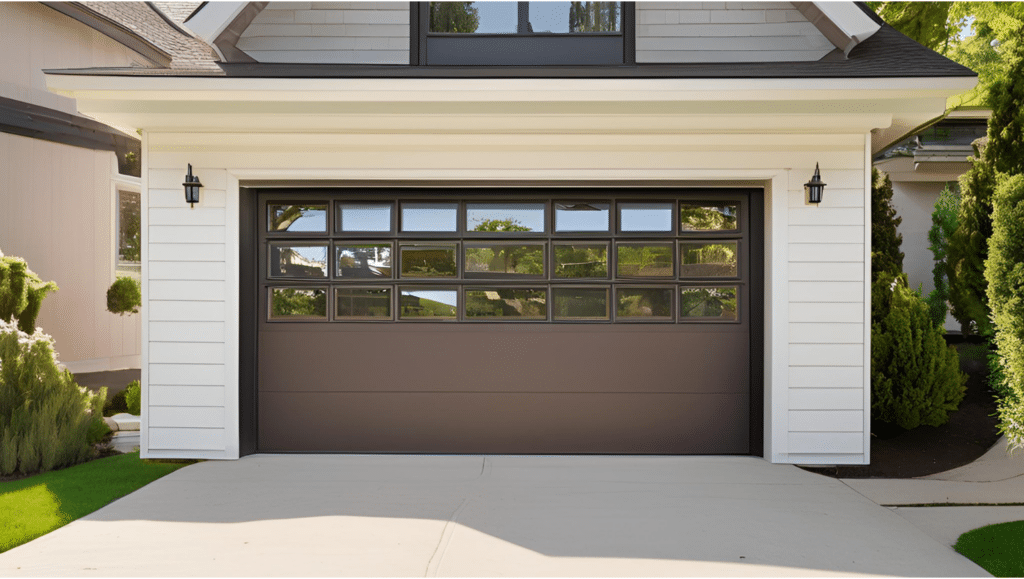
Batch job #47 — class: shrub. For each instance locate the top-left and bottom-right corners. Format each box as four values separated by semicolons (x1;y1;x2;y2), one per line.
103;388;128;416
0;255;58;333
925;184;959;328
106;277;141;316
985;174;1024;450
871;271;967;430
123;380;141;416
948;145;997;336
871;169;904;279
86;415;111;445
0;319;106;476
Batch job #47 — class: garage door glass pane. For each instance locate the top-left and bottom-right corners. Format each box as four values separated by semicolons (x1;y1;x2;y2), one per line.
553;243;609;278
554;202;610;232
466;288;547;319
619;202;672;232
466;203;546;233
338;203;392;232
336;244;393;278
401;203;458;232
269;204;327;232
616;243;673;278
400;244;458;278
270;287;327;320
553;287;609;320
616;287;672;320
680;202;738;231
269;243;328;278
680;286;738;321
335;288;392;320
399;288;458;319
465;243;545;277
679;242;738;278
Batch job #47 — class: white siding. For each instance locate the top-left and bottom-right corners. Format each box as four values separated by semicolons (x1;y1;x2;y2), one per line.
636;2;835;63
142;130;869;463
238;2;410;64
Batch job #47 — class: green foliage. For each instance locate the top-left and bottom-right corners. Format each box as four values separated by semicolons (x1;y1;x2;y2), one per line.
984;174;1024;451
123;380;141;416
568;2;620;33
270;288;326;318
86;416;111;446
118;192;141;262
984;34;1024;177
0;256;57;333
554;245;608;278
106;277;141;316
0;452;193;553
679;205;737;231
869;2;959;54
429;1;479;33
871;169;904;279
103;388;128;417
0;319;106;476
925;184;960;327
948;142;997;335
954;520;1024;577
870;272;967;430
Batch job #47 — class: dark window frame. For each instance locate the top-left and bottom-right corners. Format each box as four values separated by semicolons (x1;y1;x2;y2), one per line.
410;2;635;66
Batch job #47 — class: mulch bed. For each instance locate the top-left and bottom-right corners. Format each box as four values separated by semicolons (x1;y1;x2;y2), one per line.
804;337;1002;479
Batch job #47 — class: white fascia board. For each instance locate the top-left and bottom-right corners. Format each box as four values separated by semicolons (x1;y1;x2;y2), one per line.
45;75;978;104
181;1;248;55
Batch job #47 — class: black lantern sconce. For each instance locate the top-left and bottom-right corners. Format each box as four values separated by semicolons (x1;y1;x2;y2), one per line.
183;164;202;208
805;163;826;204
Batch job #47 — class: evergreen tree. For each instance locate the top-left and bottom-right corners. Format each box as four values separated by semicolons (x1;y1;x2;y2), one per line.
948;144;996;335
926;184;959;327
870;169;904;280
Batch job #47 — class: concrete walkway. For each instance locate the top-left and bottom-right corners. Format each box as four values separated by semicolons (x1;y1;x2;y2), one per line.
0;455;988;577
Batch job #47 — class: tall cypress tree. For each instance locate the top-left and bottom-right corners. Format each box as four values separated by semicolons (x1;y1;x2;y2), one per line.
871;169;904;280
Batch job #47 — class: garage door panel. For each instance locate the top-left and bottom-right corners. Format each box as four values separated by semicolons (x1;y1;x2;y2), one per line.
259;392;749;454
258;326;749;395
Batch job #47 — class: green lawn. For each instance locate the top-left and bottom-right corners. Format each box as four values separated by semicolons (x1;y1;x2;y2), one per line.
0;453;193;553
954;520;1024;577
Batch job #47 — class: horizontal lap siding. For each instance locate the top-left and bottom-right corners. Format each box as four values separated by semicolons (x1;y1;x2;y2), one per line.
636;2;834;63
144;131;867;462
146;166;230;455
238;2;409;64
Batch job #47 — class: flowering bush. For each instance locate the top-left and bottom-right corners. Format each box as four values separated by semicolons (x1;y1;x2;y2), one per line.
0;319;106;476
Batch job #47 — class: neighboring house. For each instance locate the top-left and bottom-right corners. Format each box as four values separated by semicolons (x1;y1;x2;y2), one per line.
874;109;990;332
0;2;195;373
41;1;976;464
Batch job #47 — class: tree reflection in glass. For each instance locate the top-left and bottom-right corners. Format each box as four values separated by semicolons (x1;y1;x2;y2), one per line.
399;289;458;319
400;244;458;278
553;288;609;320
680;287;738;320
616;288;672;319
270;288;327;320
465;288;547;319
554;244;608;278
465;244;544;276
616;244;673;278
679;242;738;277
679;203;737;231
336;244;392;278
269;204;326;232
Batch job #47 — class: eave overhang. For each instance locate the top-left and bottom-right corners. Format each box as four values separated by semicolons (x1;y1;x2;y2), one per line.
44;74;975;155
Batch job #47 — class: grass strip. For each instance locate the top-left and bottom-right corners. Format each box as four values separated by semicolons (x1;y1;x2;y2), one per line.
954;520;1024;577
0;452;192;553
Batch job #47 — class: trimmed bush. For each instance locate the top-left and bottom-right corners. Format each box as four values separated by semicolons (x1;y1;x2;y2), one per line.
0;319;106;476
871;169;904;279
103;389;128;417
123;380;141;416
0;255;57;333
106;277;141;316
985;174;1024;450
926;184;959;328
871;271;967;430
948;147;997;336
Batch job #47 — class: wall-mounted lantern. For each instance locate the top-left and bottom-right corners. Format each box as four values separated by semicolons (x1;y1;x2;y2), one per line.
183;164;202;208
804;163;826;204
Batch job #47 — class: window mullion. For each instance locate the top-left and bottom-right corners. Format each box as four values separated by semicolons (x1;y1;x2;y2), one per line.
517;2;530;34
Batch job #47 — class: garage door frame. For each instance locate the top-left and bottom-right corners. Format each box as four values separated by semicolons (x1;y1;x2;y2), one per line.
238;185;763;456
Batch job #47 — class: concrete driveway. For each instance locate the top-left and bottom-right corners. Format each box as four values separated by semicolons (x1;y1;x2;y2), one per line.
0;455;988;577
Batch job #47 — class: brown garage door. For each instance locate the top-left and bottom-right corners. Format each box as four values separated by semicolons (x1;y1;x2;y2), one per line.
253;189;757;454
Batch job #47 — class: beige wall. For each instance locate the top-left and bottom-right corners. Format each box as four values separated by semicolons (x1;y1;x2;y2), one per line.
0;132;142;372
0;2;144;371
635;2;834;63
238;1;410;64
140;130;869;464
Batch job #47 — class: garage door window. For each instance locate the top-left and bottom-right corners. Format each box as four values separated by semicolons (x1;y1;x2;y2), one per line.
262;194;745;324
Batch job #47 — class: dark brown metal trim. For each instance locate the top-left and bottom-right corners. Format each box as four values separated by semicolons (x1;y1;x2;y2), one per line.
239;187;259;456
42;2;172;67
748;191;765;457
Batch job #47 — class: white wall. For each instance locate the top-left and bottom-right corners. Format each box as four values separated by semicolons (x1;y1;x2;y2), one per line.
141;130;869;464
636;2;834;63
0;2;144;372
237;2;410;64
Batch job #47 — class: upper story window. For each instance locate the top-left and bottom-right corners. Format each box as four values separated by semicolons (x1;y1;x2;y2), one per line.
415;2;634;66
